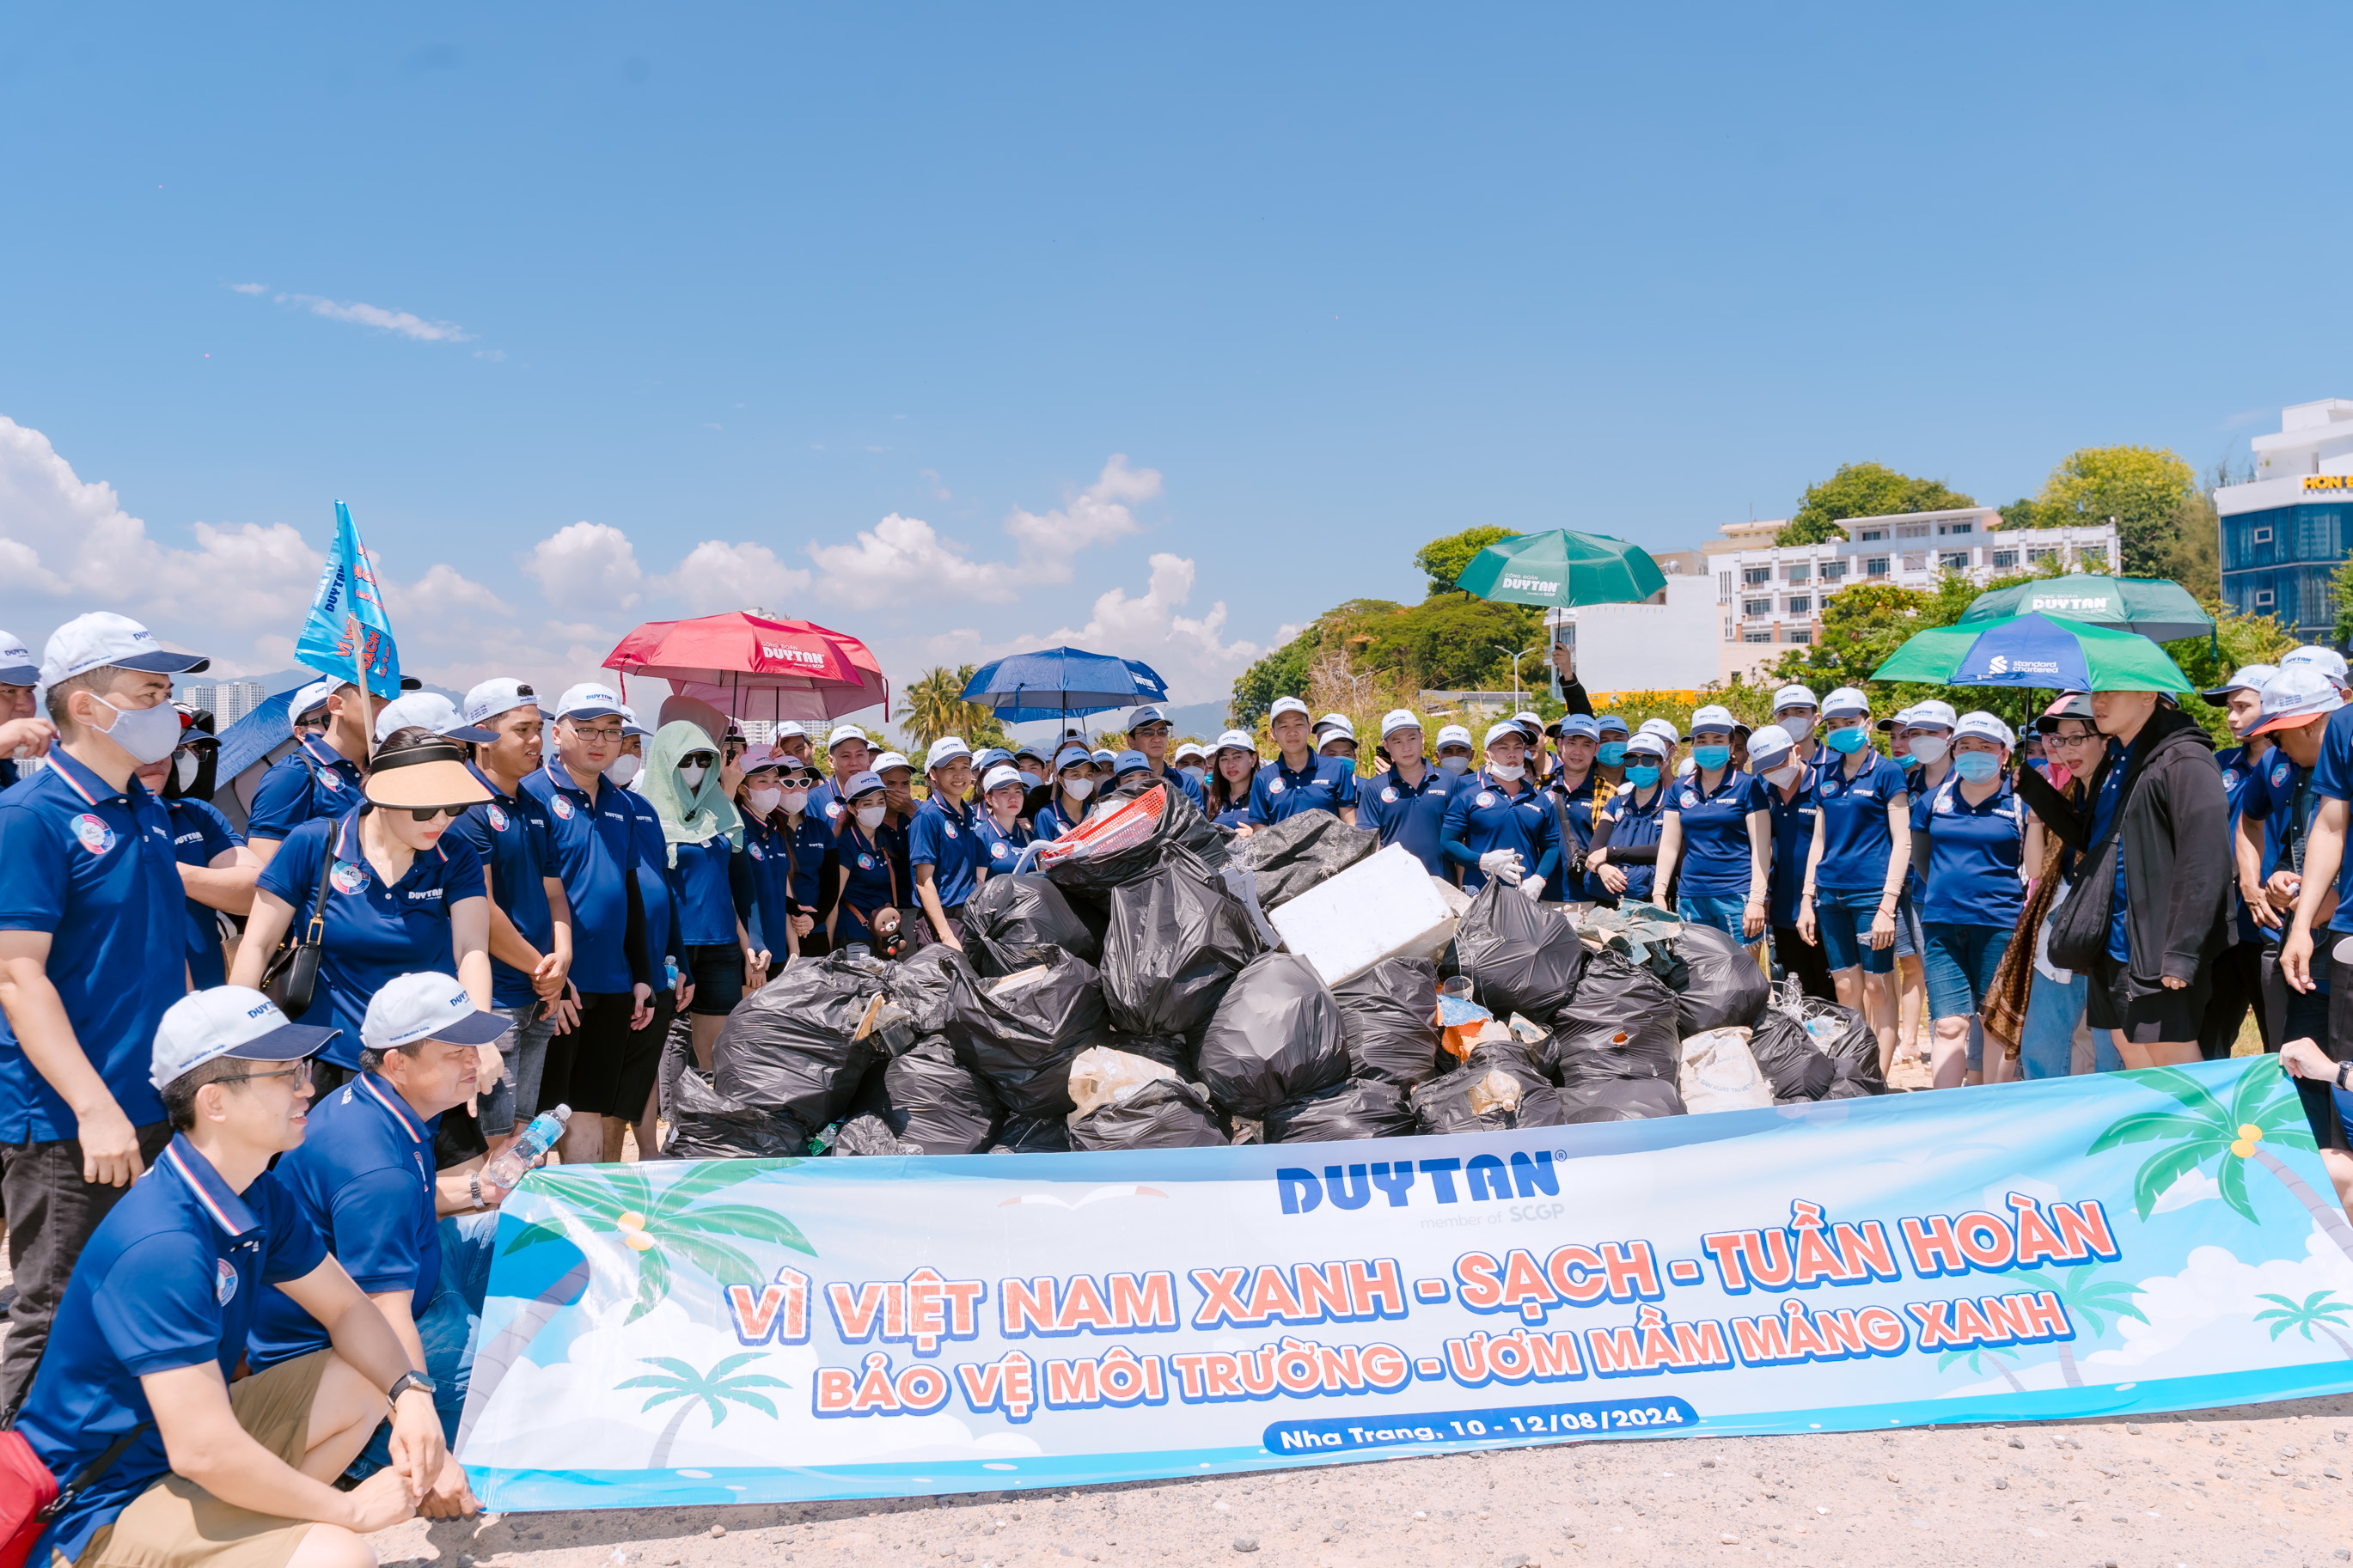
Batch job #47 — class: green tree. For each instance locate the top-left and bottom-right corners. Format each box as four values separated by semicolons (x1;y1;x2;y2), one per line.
2162;601;2300;747
2332;556;2353;650
1414;526;1519;595
1777;462;1976;547
900;665;1007;754
2035;445;2199;580
1228;595;1546;723
617;1353;789;1467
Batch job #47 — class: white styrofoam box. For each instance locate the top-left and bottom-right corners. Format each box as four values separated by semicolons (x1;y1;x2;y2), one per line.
1269;844;1459;989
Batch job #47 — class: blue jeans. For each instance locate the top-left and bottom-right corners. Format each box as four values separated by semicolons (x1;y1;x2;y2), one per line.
2019;967;2123;1077
483;1004;559;1137
1678;893;1751;942
1922;921;2013;1022
346;1211;498;1479
1814;887;1896;976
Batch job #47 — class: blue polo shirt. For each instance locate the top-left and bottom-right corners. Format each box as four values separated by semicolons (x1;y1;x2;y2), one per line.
2217;744;2260;944
244;735;364;842
2240;752;2316;947
17;1138;326;1567
910;796;989;909
0;748;182;1140
1358;764;1458;878
833;821;896;943
741;816;801;953
2310;706;2353;939
1440;774;1561;894
671;832;749;947
522;758;639;994
780;809;834;910
449;763;557;1010
1812;752;1911;893
2085;743;2132;961
1033;795;1090;843
1668;769;1769;899
1910;774;2026;929
165;797;242;990
621;793;685;985
255;810;486;1069
1584;781;1667;904
1764;774;1819;929
975;811;1033;875
0;757;18;793
1246;756;1360;827
249;1073;439;1371
1137;762;1206;810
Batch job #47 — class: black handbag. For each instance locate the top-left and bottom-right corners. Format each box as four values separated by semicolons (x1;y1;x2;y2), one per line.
260;839;340;1019
2046;760;2138;973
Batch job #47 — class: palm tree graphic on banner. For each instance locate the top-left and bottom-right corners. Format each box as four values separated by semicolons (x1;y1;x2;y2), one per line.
617;1353;791;1468
2252;1292;2353;1359
1935;1344;2025;1393
2087;1060;2353;1262
2044;1265;2147;1388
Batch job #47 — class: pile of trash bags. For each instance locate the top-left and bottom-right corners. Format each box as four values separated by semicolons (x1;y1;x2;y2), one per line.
664;785;1886;1160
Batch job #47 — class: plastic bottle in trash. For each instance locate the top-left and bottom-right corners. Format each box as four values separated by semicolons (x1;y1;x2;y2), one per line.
486;1105;571;1191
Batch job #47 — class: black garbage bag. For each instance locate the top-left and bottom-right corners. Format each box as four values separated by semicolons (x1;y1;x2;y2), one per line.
887;945;972;1036
1458;1033;1552;1095
663;1067;809;1158
1748;1007;1839;1101
1101;853;1261;1037
1069;1077;1230;1150
1521;1077;1686;1125
1409;1058;1528;1135
1264;1078;1416;1143
830;1114;914;1156
1335;958;1444;1087
1669;923;1772;1034
1039;783;1227;896
1800;998;1885;1094
1454;880;1586;1021
878;1039;1002;1154
711;953;886;1136
960;875;1101;977
990;1115;1073;1154
1548;951;1680;1087
950;952;1115;1120
1823;1074;1876;1101
1221;812;1377;910
1196;953;1350;1119
1107;1032;1196;1077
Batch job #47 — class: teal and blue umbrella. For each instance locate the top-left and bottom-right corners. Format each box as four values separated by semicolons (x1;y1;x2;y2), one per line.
1873;612;2191;692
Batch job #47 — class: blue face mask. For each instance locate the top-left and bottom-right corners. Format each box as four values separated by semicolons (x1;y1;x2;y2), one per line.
1625;764;1660;788
1953;751;2002;783
1823;725;1868;754
1597;742;1627;766
1694;743;1732;771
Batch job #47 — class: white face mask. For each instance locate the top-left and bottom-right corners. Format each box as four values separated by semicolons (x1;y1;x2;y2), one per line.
1910;736;1950;766
1438;754;1471;774
607;754;642;788
1488;762;1526;782
91;695;182;765
1179;765;1206;783
748;786;781;816
1765;763;1803;790
678;762;708;790
174;752;200;792
780;789;810;816
856;805;887;829
1777;714;1816;742
1063;777;1095;802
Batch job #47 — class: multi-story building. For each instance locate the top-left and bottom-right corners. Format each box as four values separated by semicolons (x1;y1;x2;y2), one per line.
1701;509;2121;684
182;680;265;726
2215;400;2353;643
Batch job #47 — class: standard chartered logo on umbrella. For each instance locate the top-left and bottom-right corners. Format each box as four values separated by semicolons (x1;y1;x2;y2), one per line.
1986;654;2062;677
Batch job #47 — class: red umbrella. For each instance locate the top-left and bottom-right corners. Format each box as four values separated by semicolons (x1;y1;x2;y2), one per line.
602;612;890;723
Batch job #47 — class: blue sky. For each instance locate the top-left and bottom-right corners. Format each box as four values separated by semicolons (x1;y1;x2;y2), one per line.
2;3;2344;709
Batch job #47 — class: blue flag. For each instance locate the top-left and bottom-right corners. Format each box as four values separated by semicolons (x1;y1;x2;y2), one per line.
295;500;402;699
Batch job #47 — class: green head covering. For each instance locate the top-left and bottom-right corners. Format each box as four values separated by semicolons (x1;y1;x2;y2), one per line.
643;721;744;867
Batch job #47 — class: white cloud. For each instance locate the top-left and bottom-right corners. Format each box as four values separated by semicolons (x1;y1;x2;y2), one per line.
2150;1168;2222;1214
804;514;1023;610
999;454;1157;581
649;540;812;614
227;282;266;296
525;522;644;609
256;290;473;344
2096;1232;2353;1370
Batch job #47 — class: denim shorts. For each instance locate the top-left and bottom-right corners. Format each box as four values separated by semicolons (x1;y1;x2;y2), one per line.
1892;889;1923;961
1814;887;1895;976
1678;893;1752;943
1922;921;2013;1021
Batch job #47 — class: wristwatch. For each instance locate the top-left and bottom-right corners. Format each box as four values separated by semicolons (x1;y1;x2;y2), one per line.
388;1370;437;1404
2336;1061;2351;1095
469;1173;486;1211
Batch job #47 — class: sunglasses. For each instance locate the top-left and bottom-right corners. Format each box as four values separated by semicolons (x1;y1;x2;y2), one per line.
222;1059;314;1087
681;753;718;769
407;804;468;821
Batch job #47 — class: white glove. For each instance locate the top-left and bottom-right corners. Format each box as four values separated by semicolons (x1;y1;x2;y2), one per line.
1479;849;1524;885
1519;876;1546;901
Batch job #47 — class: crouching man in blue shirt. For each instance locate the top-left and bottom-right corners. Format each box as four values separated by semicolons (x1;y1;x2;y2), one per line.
15;985;447;1568
248;972;512;1518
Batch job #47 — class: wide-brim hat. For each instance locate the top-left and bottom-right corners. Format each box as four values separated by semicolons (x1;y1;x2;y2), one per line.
364;741;496;811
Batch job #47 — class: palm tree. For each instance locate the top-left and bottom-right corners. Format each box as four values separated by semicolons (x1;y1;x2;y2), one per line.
2045;1266;2148;1388
901;665;1007;755
2087;1059;2353;1263
454;1162;813;1451
616;1353;790;1467
1936;1344;2026;1394
2253;1291;2353;1359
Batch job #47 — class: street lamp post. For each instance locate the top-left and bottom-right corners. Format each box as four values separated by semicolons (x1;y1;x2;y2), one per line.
1491;643;1540;712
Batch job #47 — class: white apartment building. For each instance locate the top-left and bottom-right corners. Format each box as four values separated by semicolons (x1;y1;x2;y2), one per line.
1702;508;2122;684
182;680;266;726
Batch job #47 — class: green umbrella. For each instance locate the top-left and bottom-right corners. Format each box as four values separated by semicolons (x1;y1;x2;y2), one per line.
1453;528;1668;607
1956;574;2213;644
1873;612;2192;693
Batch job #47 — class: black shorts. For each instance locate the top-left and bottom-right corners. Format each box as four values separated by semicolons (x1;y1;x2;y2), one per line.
683;942;744;1018
2085;953;2210;1045
559;991;668;1120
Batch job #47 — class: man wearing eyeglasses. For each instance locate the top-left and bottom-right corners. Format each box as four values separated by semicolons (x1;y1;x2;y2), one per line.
519;686;654;1168
1124;705;1205;808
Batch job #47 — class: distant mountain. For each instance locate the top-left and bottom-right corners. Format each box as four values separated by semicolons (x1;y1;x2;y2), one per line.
174;668;461;703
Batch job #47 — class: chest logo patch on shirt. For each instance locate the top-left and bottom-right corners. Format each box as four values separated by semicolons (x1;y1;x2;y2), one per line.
550;795;575;821
991;840;1009;859
216;1258;238;1305
1381;786;1399;803
1681;790;1699;808
1476;791;1497;808
944;823;957;839
330;861;368;894
749;842;765;860
321;772;343;793
824;800;843;819
487;803;510;833
858;853;876;870
2274;762;2293;786
70;814;116;856
1935;793;1958;815
1268;779;1286;796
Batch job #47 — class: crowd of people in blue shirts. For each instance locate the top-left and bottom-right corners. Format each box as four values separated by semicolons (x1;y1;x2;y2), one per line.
8;604;2353;1568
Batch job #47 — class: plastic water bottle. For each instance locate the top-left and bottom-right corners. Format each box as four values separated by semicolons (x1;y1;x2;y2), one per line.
486;1105;571;1191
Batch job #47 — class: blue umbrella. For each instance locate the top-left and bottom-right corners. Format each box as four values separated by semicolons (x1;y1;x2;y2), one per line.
960;646;1170;723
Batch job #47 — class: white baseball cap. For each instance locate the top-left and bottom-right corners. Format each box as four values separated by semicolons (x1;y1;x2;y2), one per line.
0;631;38;686
373;691;497;744
618;704;653;739
772;721;809;742
1269;696;1311;722
2281;646;2350;688
1435;723;1475;751
1126;705;1170;730
2252;666;2348;736
2200;664;2277;703
461;677;542;731
873;750;914;775
553;683;625;722
1314;713;1357;741
1482;721;1529;750
1746;723;1797;772
150;985;338;1091
1379;709;1421;741
1054;742;1095;770
739;742;791;776
1821;686;1870;719
41;612;209;686
1953;711;2015;749
1091;747;1116;767
925;735;972;771
290;675;341;723
1688;704;1737;736
1624;729;1671;760
981;764;1024;794
827;723;870;752
1771;684;1818;714
1903;699;1959;732
1211;729;1256;756
1171;741;1206;764
1637;717;1681;747
360;972;514;1054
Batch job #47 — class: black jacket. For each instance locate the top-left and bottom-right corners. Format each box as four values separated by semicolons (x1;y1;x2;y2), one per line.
2017;706;2230;984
